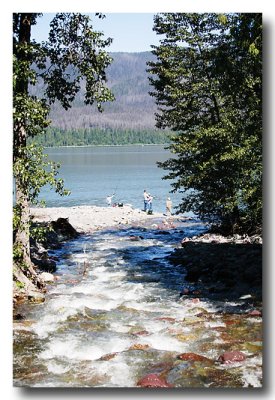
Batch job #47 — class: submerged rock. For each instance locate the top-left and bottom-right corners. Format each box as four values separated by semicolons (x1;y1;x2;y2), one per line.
129;235;143;241
132;330;150;336
177;353;213;363
98;352;118;361
137;373;173;388
218;351;246;364
180;287;190;296
249;309;262;317
128;344;150;351
156;317;176;323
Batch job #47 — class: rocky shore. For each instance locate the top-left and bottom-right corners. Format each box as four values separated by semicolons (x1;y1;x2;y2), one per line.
169;233;262;303
13;216;80;305
30;205;166;233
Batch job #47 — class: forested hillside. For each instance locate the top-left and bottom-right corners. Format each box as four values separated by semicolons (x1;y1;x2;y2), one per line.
31;52;170;146
33;127;170;147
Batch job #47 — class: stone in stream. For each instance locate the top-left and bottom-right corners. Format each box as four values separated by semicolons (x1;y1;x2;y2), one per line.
98;352;118;361
38;272;55;282
249;309;262;317
129;235;143;241
180;287;190;296
132;330;150;336
218;351;246;364
27;290;45;303
137;373;173;388
128;343;150;351
156;317;176;323
190;298;200;303
177;352;213;363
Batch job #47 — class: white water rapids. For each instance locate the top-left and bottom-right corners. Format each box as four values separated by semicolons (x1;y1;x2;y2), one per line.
13;221;262;387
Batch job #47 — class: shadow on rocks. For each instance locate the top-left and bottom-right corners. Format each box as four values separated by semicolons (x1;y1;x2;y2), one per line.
31;217;79;273
169;241;262;303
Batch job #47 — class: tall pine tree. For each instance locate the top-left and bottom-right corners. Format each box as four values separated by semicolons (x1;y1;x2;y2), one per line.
148;13;262;234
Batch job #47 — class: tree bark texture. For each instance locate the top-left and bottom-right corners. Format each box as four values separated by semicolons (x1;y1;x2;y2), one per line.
14;14;32;267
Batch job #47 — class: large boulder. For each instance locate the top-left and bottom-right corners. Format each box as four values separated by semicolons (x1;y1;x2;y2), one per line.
31;251;57;272
50;217;79;241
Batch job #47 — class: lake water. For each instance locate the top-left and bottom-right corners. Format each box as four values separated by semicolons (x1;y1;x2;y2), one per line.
39;145;188;215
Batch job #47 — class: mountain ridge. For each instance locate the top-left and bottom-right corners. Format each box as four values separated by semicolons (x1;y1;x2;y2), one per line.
48;51;158;132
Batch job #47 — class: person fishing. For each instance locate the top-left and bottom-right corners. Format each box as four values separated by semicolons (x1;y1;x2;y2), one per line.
106;193;115;206
147;193;153;214
166;197;172;216
143;189;149;212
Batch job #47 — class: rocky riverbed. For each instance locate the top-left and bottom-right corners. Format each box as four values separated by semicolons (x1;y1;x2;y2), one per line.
13;205;192;304
13;206;262;388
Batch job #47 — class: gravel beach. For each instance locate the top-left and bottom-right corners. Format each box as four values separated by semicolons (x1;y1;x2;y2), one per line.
30;205;171;233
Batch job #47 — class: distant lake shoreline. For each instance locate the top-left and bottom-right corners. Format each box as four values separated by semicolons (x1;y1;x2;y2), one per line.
43;143;170;149
38;145;189;215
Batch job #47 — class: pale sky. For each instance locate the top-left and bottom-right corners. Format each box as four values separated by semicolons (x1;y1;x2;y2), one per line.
32;13;161;53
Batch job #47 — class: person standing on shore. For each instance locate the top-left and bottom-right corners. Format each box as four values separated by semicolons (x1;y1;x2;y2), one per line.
166;197;172;216
147;193;153;214
143;189;149;212
106;193;115;206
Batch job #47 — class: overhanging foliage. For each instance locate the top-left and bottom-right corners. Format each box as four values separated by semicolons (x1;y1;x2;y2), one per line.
148;13;262;234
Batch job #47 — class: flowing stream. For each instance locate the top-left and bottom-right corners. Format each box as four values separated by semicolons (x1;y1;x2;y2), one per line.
13;219;262;388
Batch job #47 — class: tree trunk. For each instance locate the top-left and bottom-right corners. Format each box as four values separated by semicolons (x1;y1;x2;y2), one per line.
14;14;32;268
14;143;31;267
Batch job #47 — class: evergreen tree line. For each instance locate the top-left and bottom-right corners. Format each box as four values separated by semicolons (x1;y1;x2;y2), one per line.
30;127;171;147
